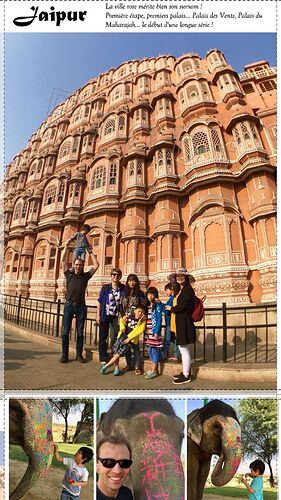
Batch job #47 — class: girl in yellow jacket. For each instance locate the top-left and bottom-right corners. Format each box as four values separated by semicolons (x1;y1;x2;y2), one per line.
100;304;146;376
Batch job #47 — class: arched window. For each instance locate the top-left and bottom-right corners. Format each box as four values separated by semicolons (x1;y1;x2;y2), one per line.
44;184;57;206
36;160;43;173
21;201;28;218
182;61;192;73
48;247;56;270
104;119;116;136
241;123;250;140
129;162;135;177
59;140;71;158
57;182;65;202
72;137;79;153
91;166;106;189
13;202;22;220
109;163;117;185
118;115;125;131
211;129;222;152
183;136;191;161
106;235;113;247
192;131;210;155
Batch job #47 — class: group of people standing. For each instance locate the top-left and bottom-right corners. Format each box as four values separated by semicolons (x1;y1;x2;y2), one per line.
97;267;196;384
59;224;196;385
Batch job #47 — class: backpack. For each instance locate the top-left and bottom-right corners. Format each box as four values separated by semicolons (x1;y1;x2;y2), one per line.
191;295;205;322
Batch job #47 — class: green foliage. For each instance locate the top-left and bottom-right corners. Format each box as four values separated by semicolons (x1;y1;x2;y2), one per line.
238;399;277;487
50;399;93;443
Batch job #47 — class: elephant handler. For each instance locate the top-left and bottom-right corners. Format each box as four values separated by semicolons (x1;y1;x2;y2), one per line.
96;436;134;500
60;246;99;363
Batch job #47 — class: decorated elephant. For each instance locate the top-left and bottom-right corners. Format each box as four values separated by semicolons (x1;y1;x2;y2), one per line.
9;399;54;500
187;399;242;500
97;399;185;500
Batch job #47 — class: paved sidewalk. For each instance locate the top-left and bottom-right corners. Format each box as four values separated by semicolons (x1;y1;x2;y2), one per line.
5;326;276;392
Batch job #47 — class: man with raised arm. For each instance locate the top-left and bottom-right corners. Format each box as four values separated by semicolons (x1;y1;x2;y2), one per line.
60;243;99;363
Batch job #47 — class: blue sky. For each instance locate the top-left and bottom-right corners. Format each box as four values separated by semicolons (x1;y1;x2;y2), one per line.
5;32;276;164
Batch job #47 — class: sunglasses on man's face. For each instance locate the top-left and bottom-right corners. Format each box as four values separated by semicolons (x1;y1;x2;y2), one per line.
111;273;120;277
98;458;133;469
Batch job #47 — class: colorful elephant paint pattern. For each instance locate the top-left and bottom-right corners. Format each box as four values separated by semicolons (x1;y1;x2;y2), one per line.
219;419;242;479
21;400;54;479
140;412;184;500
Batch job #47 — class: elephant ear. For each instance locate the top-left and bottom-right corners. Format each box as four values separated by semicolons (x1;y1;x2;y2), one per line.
110;418;130;439
187;409;203;446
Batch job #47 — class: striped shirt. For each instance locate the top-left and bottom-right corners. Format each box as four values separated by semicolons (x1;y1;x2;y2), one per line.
144;304;163;348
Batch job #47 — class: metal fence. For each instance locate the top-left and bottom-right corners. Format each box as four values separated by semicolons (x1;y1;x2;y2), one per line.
3;294;276;364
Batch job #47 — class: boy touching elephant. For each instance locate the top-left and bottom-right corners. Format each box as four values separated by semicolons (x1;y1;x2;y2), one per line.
54;444;93;499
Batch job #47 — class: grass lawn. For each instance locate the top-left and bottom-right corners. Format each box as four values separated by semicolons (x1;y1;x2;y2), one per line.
9;443;93;476
204;487;277;499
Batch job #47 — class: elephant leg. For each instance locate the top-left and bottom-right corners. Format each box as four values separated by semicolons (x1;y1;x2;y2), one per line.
197;460;211;500
187;458;199;500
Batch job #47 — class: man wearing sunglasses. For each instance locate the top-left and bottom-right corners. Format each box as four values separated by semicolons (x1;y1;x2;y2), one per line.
60;245;99;363
97;437;134;499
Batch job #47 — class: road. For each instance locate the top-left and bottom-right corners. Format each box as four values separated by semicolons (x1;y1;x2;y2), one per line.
5;326;276;392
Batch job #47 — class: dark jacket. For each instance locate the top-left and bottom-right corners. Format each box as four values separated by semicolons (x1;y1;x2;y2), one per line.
171;283;196;345
119;290;146;317
98;283;125;322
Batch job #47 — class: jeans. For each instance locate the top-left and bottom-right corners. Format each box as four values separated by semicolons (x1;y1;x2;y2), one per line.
149;346;160;364
62;303;87;358
161;326;181;359
73;247;86;261
125;343;141;369
98;315;119;362
60;489;79;500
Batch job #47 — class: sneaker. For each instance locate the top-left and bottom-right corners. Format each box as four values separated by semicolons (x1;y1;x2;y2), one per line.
100;365;107;374
172;374;192;385
59;356;68;363
145;371;157;379
172;372;183;380
113;368;122;376
76;355;86;363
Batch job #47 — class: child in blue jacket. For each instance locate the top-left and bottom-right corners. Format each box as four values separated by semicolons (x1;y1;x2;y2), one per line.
144;287;164;379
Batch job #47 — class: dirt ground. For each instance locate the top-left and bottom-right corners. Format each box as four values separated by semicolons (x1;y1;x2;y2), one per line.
9;460;93;499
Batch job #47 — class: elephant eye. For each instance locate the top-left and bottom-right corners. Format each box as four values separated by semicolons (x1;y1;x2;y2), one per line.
213;424;221;434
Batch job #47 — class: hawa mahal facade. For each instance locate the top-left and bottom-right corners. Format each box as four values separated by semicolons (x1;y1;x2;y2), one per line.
4;49;276;305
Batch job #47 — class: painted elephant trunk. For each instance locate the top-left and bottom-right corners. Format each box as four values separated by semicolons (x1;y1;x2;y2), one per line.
9;400;54;500
211;418;242;487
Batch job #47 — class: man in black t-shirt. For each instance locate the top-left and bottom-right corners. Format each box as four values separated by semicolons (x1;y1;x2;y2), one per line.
97;437;134;500
60;245;99;363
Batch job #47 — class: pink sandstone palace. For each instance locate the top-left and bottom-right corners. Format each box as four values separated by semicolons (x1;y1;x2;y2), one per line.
4;49;277;305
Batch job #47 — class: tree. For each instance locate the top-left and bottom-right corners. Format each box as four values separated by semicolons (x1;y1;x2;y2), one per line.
51;399;80;443
72;400;94;445
238;399;277;487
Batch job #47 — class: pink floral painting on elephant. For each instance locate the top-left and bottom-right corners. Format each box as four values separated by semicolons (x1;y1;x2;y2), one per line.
97;399;185;500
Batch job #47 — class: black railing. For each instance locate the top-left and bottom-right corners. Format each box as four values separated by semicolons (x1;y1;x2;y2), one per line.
3;294;276;364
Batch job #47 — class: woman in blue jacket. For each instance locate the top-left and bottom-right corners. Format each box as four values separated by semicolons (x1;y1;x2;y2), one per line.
96;268;125;365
